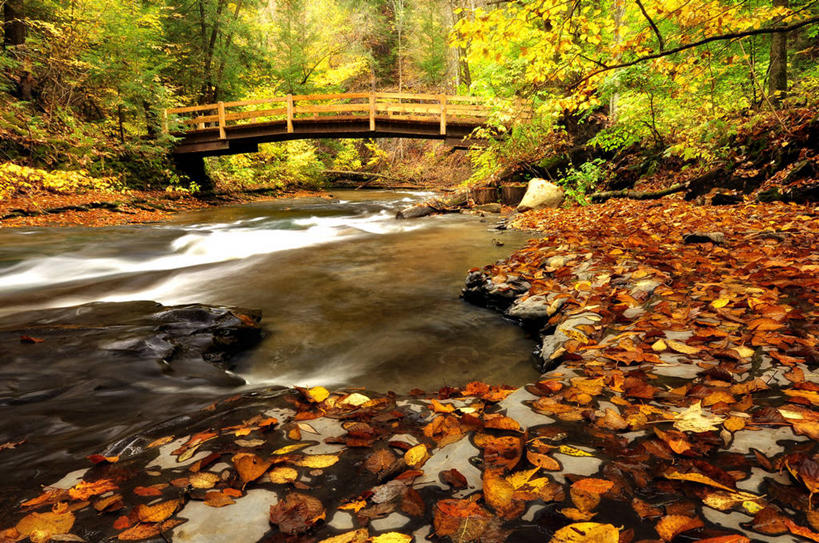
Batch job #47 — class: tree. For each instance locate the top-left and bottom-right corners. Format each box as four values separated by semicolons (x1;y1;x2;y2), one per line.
769;0;789;103
3;0;25;47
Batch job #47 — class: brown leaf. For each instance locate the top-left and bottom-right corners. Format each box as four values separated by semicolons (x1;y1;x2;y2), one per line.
440;468;468;489
548;522;619;543
232;452;273;485
655;514;704;541
269;492;326;535
204;491;235;508
117;519;184;540
15;510;76;542
365;449;397;475
68;479;118;500
136;499;179;523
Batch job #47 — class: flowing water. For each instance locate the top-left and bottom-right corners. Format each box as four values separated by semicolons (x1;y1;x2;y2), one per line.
0;190;539;500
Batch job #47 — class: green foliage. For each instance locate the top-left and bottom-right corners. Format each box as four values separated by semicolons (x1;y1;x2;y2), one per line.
557;160;606;206
209;141;326;190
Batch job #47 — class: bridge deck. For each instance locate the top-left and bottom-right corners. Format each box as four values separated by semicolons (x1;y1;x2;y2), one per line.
166;92;505;156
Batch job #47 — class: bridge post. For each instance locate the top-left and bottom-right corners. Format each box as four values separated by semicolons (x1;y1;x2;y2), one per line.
286;95;294;133
439;94;447;135
217;102;226;140
369;92;375;131
173;154;213;193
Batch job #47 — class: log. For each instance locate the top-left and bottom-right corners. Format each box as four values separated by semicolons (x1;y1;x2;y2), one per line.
590;183;687;203
322;169;411;186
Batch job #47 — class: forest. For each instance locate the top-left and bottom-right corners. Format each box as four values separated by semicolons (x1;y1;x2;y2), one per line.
0;0;816;201
0;0;819;542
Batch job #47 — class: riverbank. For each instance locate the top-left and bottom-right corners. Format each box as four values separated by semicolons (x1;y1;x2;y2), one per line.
1;195;817;542
0;187;342;228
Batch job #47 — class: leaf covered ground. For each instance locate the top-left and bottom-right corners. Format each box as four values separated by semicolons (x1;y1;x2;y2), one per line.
1;197;818;542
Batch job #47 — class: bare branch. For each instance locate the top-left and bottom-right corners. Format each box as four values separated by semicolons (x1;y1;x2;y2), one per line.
634;0;665;51
570;15;819;88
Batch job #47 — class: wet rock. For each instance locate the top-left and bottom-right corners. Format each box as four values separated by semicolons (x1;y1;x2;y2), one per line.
396;204;436;219
517;178;564;212
475;203;501;214
539;312;602;371
505;294;565;323
461;271;531;312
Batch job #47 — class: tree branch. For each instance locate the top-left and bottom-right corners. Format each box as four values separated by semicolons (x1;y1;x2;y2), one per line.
571;15;819;88
634;0;665;51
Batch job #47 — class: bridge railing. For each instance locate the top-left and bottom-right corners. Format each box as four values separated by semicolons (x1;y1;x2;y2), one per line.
164;92;499;139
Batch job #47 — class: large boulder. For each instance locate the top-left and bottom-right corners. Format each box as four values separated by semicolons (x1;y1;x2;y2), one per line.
516;178;564;212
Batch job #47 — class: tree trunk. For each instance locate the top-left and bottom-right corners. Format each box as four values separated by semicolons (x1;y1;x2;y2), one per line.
609;0;625;120
3;0;26;47
768;0;788;104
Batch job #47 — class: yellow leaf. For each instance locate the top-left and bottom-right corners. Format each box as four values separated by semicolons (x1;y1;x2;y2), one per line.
673;401;724;433
404;444;429;468
340;393;370;407
711;298;730;309
665;470;735;492
318;529;369;543
666;339;701;355
371;533;412;543
506;467;540;490
15;510;75;542
291;454;339;469
557;445;594;457
549;522;619;543
307;386;330;403
269;467;299;484
651;339;667;352
273;443;311;455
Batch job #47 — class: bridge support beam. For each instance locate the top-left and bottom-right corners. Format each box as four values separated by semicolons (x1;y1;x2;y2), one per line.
173;154;214;193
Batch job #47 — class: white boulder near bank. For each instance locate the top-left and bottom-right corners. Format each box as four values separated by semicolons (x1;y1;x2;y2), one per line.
516;178;564;212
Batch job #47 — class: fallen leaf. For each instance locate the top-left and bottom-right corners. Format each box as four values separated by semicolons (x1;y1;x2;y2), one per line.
232;452;273;485
549;522;619;543
318;529;369;543
269;467;299;484
655;515;704;541
204;491;235;508
404;444;429;468
269;492;326;535
291;454;339;469
15;510;75;542
136;499;179;523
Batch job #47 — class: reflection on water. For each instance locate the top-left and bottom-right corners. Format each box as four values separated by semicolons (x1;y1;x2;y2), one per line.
0;190;539;499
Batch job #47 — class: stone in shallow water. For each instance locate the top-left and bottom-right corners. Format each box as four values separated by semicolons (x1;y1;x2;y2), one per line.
49;468;89;490
731;425;807;456
369;512;410;531
173;488;276;543
416;437;481;498
329;511;354;530
550;451;602;484
499;388;554;426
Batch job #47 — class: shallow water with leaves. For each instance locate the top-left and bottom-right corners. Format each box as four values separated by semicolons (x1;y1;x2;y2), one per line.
0;190;538;507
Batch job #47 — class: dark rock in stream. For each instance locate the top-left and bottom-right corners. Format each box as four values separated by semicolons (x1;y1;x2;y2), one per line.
0;301;261;387
0;301;262;510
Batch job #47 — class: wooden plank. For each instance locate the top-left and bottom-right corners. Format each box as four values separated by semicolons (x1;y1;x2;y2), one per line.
223;107;287;122
369;93;375;131
181;114;219;125
217;102;226;140
167;103;218;114
222;97;288;107
292;92;370;101
439;94;447;135
286;95;293;133
293;104;370;114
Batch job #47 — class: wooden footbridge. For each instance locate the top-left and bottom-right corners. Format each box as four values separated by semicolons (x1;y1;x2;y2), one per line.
166;92;505;158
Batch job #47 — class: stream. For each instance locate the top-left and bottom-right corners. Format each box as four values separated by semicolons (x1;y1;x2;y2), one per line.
0;190;538;506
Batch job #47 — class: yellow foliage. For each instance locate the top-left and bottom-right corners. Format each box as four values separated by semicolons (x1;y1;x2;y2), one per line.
0;163;121;201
